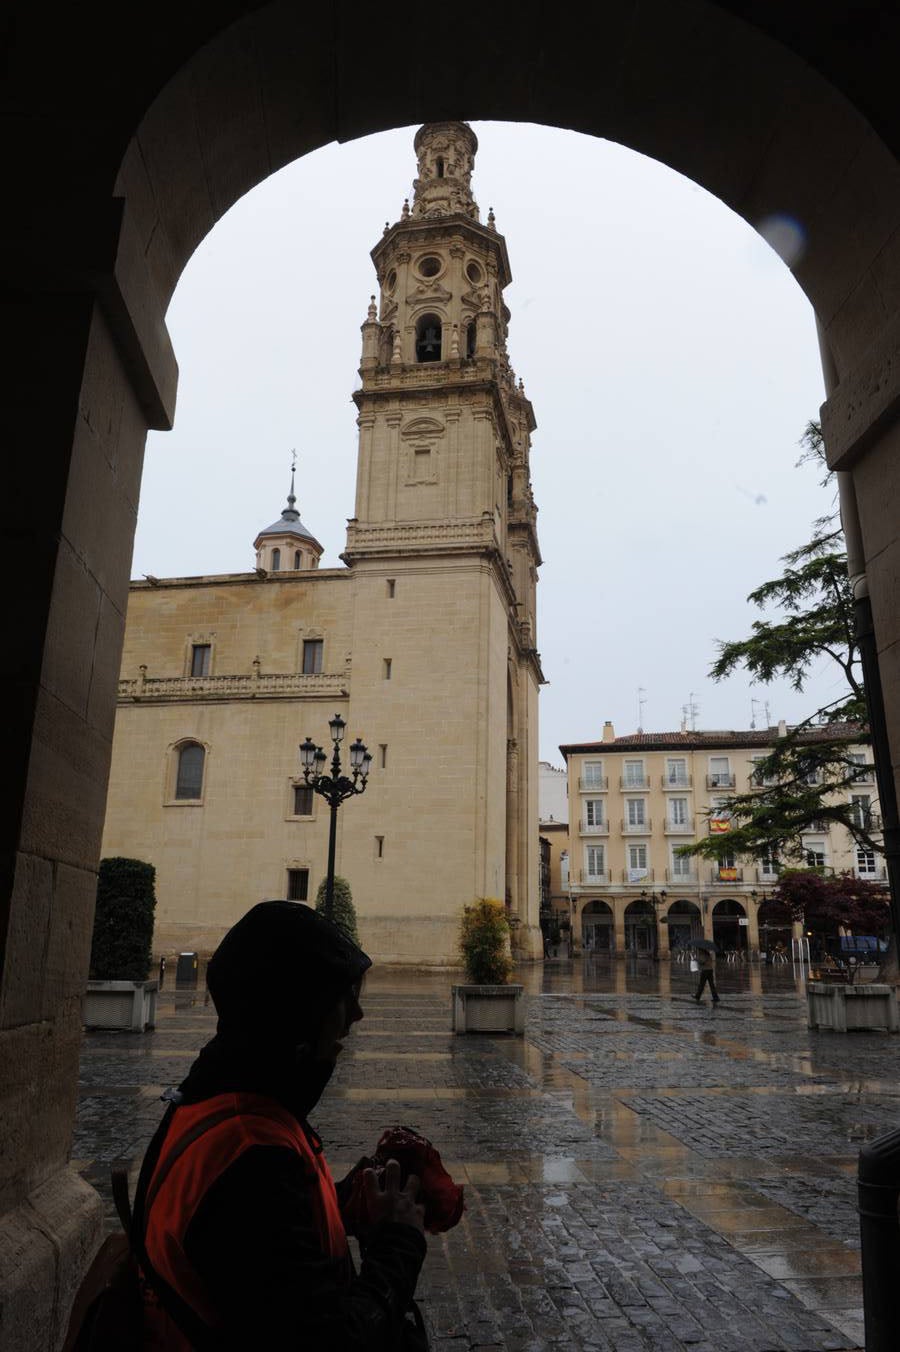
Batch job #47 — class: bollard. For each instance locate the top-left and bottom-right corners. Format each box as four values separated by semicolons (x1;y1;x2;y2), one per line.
858;1124;900;1349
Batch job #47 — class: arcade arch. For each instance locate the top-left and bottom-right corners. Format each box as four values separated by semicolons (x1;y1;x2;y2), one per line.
4;8;900;1351
581;899;614;954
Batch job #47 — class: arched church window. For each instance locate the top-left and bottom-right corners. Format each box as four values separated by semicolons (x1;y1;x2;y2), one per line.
175;742;205;800
415;314;442;363
294;550;301;569
271;548;281;571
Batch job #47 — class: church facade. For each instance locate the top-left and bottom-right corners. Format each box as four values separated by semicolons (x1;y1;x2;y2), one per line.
101;122;544;965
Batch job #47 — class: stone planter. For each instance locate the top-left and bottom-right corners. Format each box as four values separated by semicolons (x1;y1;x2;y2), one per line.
83;980;158;1031
807;981;899;1033
452;984;524;1034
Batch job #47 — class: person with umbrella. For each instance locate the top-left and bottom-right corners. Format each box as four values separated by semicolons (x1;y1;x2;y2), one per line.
692;938;720;1004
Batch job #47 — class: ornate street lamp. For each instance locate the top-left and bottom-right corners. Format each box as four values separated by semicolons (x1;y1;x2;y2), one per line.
299;715;372;921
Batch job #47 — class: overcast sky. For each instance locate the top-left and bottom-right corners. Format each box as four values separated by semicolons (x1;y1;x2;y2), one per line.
133;121;835;764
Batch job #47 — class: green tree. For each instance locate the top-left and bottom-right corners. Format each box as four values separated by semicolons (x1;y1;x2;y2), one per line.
680;422;881;868
314;875;359;944
459;898;513;985
89;857;157;981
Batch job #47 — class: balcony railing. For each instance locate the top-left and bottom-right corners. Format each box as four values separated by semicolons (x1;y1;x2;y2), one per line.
850;766;876;784
706;773;736;789
709;867;744;884
119;671;348;701
578;776;608;791
755;866;780;882
621;868;655;884
620;775;651;790
579;820;609;835
621;818;652;833
664;819;694;834
851;812;883;832
661;774;692;789
665;867;699;884
579;868;611;884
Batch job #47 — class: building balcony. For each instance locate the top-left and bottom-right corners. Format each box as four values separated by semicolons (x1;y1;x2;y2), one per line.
579;820;609;835
709;867;744;884
664;819;694;834
578;776;608;791
851;812;883;832
621;868;655;884
621;819;651;834
661;775;692;789
118;670;349;702
706;773;736;789
855;865;887;881
665;868;699;884
620;775;650;790
579;869;611;884
850;767;876;785
755;866;780;883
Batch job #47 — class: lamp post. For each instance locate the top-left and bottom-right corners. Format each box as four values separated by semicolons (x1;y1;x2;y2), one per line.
299;714;372;922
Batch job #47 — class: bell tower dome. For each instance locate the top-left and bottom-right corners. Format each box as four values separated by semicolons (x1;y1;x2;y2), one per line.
253;462;323;572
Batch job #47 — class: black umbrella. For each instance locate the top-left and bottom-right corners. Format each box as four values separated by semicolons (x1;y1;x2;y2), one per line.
691;938;718;952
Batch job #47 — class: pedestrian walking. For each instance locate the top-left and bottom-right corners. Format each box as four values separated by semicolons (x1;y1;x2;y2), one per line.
693;945;720;1004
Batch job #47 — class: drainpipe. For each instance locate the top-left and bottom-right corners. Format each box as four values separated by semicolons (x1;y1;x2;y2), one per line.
817;320;900;943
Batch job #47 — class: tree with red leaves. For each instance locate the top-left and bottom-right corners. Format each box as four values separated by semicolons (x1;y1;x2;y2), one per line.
772;868;890;935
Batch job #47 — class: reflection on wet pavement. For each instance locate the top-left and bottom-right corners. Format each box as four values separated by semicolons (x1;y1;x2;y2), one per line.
72;957;896;1349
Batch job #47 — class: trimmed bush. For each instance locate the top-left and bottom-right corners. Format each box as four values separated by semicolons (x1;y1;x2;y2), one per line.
459;898;513;985
90;857;157;981
314;875;360;944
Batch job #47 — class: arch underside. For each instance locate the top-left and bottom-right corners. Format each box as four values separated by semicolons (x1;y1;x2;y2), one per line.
2;6;899;1350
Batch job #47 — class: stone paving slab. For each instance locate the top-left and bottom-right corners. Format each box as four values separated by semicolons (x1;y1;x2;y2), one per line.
71;959;885;1349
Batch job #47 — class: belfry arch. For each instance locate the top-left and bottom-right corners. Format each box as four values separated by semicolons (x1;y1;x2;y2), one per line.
3;5;900;1348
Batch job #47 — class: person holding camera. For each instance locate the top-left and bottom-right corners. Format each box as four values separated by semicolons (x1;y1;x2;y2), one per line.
135;901;432;1349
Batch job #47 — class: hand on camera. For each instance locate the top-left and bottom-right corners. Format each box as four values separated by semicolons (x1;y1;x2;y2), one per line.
361;1157;425;1235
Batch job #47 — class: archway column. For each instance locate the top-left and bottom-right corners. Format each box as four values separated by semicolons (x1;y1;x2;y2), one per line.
613;898;626;956
0;201;175;1352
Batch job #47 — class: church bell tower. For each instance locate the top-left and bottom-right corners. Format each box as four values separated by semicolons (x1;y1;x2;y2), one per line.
342;122;543;960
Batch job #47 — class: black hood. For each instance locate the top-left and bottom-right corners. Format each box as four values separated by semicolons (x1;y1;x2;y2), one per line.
178;901;372;1119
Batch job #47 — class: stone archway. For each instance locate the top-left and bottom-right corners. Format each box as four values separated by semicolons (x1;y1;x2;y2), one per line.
666;899;703;954
713;898;748;955
581;899;614;954
3;6;900;1348
624;898;658;956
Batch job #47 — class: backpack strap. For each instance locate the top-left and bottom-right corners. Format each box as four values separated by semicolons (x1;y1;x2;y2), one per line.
130;1102;227;1351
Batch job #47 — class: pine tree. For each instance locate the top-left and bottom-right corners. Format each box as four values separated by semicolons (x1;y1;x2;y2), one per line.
679;422;881;868
314;876;360;944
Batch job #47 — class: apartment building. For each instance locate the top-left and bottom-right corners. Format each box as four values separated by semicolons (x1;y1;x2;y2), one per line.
560;721;884;956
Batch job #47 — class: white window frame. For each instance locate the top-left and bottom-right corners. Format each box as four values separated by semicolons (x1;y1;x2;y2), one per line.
585;845;605;878
622;759;645;787
708;755;731;786
670;846;693;877
665;758;688;786
627;843;648;871
585;799;604;827
856;847;877;876
582;760;605;788
626;798;647;827
668;797;689;826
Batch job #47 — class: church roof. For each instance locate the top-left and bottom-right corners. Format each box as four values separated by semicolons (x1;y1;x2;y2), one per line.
254;466;323;552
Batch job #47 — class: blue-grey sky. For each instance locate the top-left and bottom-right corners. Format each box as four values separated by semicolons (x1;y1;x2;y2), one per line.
133;122;834;762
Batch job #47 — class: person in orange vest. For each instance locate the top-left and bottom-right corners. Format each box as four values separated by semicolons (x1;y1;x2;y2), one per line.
134;901;428;1349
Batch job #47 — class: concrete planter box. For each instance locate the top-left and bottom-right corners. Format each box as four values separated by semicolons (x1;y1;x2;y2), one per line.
83;980;158;1031
807;981;899;1033
452;984;524;1034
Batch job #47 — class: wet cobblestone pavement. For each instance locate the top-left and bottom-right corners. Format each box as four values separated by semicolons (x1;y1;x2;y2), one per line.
72;958;900;1349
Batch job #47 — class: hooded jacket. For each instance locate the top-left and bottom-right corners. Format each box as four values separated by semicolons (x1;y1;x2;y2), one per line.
140;902;426;1350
